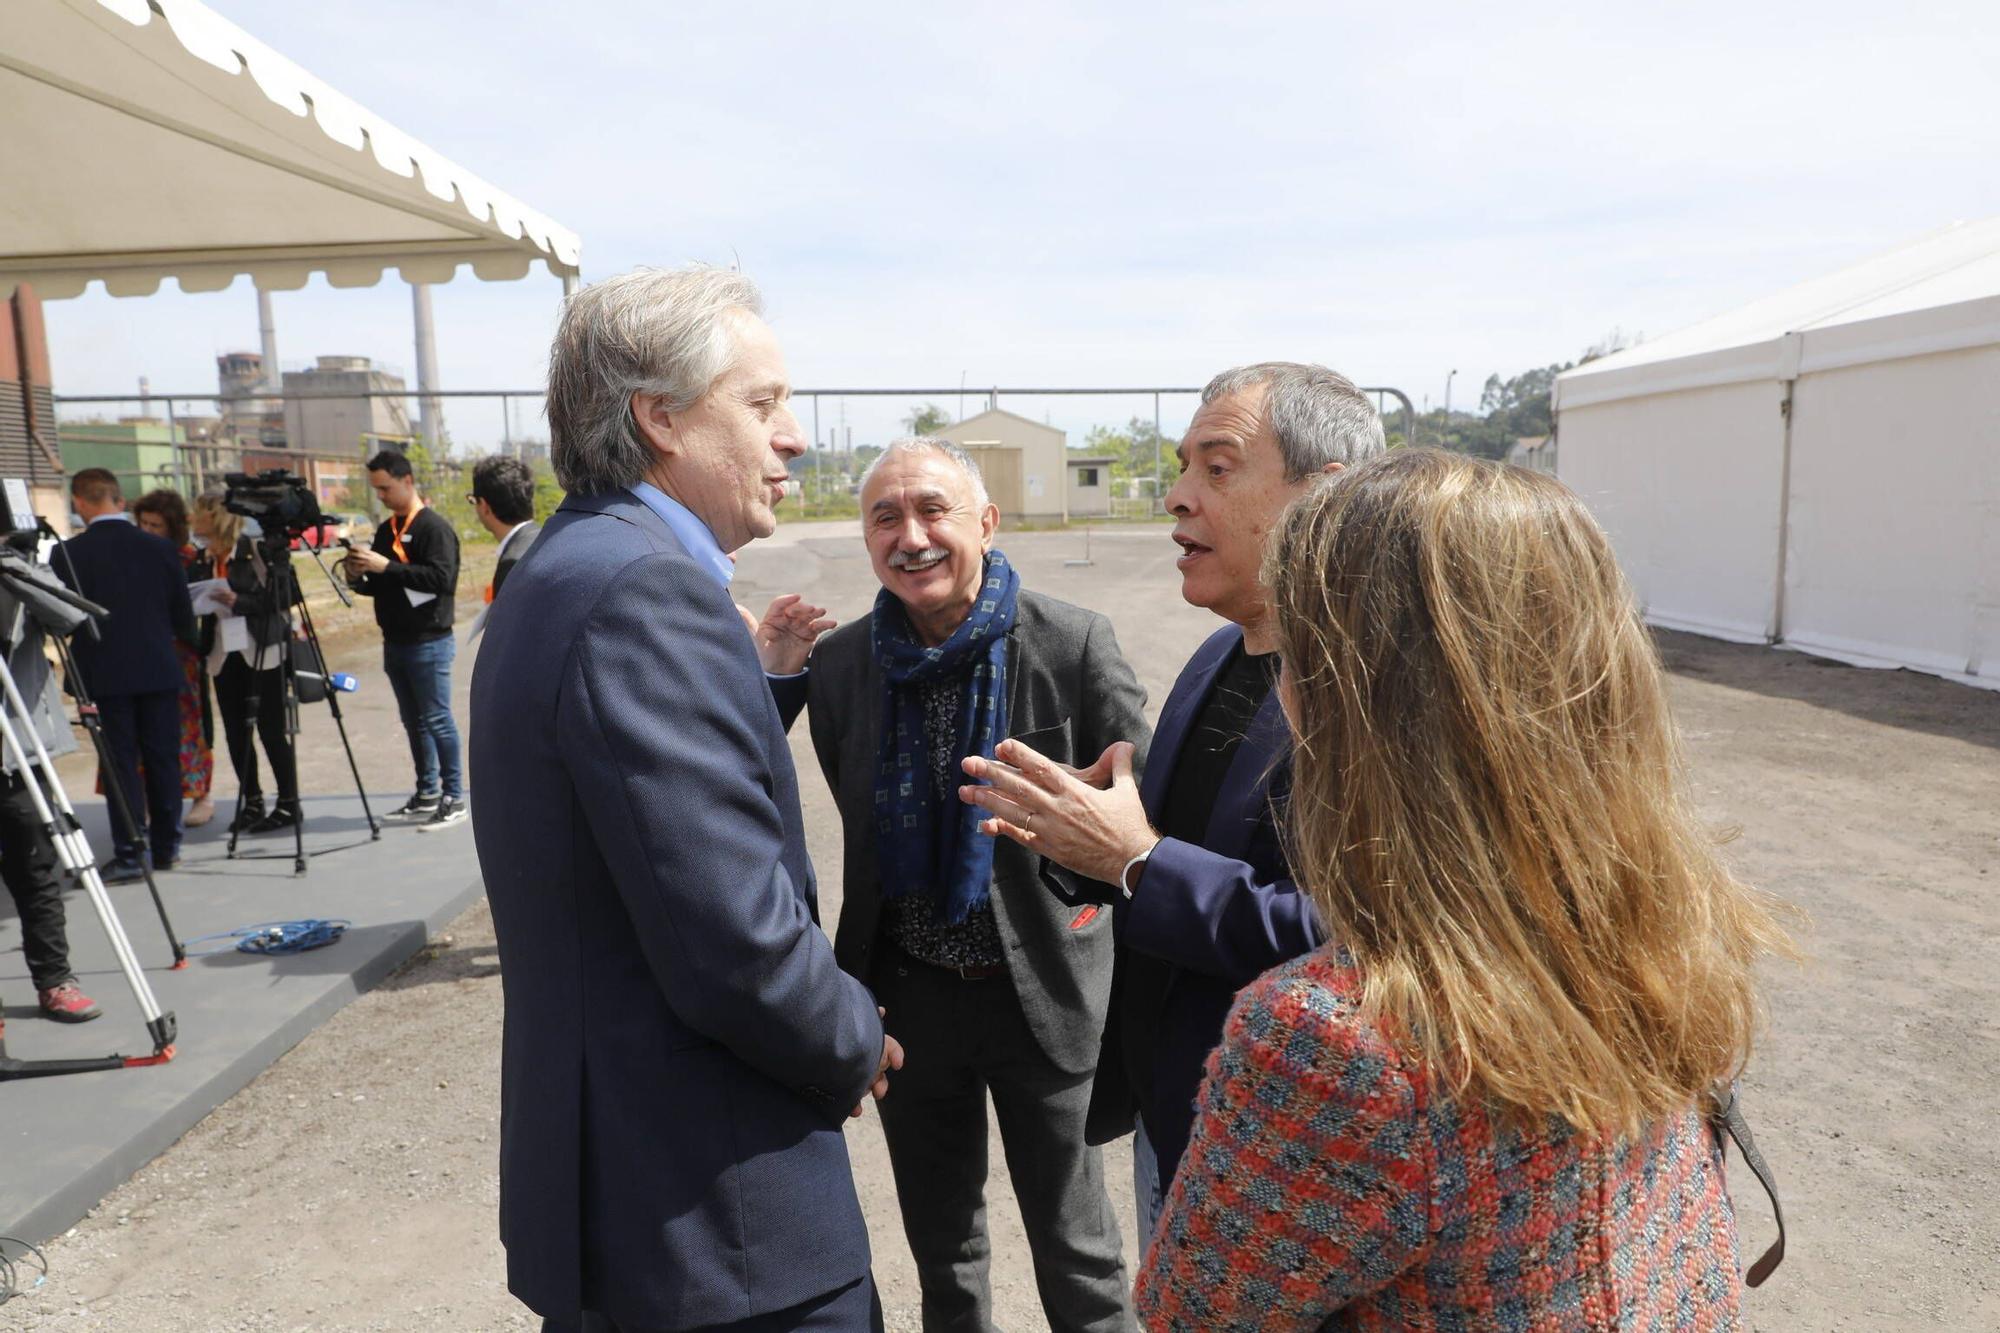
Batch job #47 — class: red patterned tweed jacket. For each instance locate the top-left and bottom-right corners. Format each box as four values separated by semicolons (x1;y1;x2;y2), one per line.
1134;950;1744;1331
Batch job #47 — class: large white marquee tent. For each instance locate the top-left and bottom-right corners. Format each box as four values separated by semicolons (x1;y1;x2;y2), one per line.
1554;218;2000;691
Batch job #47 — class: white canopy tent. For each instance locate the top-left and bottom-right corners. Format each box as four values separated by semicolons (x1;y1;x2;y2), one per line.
1554;219;2000;691
1;0;580;297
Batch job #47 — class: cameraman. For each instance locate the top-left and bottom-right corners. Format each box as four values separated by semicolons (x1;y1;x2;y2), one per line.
0;568;99;1024
343;449;465;830
192;493;300;835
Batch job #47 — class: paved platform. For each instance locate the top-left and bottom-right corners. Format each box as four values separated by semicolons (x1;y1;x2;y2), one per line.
0;790;481;1243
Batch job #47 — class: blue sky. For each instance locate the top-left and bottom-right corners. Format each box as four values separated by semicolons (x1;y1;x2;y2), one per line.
41;0;2000;452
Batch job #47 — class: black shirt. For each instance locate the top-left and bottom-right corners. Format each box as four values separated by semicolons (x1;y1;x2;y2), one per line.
353;506;460;643
1120;643;1280;1105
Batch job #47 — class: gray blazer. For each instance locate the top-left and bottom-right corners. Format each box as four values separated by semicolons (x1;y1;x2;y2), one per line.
807;588;1151;1076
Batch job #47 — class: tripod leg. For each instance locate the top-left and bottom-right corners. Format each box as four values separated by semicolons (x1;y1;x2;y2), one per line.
29;641;184;965
0;676;175;1056
280;640;305;876
293;596;380;839
70;710;186;966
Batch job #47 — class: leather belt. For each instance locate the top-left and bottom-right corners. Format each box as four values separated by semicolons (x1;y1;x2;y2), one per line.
889;942;1006;982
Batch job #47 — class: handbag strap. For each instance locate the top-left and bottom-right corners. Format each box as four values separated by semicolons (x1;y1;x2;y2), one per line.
1709;1081;1785;1287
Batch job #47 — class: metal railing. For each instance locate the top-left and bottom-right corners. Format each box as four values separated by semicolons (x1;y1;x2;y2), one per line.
49;382;1418;519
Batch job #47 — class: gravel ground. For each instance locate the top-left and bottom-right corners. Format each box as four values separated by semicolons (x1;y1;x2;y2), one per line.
5;520;1997;1330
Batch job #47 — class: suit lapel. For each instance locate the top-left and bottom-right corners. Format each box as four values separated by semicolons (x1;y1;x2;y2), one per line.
1140;625;1243;818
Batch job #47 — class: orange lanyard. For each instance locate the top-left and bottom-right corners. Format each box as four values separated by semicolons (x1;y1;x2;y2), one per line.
389;500;424;563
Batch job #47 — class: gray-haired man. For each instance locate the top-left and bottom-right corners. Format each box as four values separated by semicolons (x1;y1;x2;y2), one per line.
958;364;1386;1244
471;266;898;1333
806;438;1148;1331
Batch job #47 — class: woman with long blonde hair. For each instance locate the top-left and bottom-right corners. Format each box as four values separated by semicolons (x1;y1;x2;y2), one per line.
1136;449;1793;1330
191;492;299;834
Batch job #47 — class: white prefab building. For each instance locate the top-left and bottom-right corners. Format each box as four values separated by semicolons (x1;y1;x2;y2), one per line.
1554;218;2000;691
938;408;1070;523
1066;456;1115;518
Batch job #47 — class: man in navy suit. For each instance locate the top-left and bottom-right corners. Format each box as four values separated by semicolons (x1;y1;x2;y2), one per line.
959;363;1385;1242
471;266;899;1333
56;468;195;882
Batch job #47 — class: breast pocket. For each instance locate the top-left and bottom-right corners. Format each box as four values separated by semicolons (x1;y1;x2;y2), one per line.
1008;717;1073;765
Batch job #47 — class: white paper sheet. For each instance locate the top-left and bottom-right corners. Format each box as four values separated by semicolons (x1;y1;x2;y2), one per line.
189;578;232;616
219;615;252;654
404;586;438;609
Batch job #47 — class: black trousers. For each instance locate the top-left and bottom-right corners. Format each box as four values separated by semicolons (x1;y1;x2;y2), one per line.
873;949;1131;1333
96;688;181;861
0;768;70;991
213;655;296;805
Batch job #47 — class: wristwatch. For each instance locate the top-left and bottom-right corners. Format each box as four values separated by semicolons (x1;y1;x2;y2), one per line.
1119;840;1160;900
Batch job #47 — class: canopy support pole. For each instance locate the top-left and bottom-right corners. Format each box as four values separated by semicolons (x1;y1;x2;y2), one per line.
1768;333;1804;645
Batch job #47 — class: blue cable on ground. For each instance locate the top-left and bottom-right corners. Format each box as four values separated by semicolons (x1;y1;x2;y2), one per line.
182;919;351;956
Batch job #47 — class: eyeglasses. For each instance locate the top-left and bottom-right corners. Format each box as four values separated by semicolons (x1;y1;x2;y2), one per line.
464;493;483;506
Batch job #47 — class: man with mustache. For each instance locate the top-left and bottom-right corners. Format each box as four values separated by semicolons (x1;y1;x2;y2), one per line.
472;266;899;1332
958;364;1385;1246
806;438;1147;1331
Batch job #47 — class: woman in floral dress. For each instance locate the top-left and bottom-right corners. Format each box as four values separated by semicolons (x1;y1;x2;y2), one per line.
130;490;215;826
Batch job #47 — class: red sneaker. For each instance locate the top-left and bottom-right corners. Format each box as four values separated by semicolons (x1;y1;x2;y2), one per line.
38;979;102;1023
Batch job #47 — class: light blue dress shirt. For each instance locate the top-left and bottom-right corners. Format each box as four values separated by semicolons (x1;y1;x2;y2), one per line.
628;481;734;589
628;482;804;680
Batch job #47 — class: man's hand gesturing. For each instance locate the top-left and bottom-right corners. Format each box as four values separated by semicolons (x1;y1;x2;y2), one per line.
959;738;1158;888
737;593;836;675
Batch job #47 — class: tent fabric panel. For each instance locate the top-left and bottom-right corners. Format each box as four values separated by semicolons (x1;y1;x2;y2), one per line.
1556;217;2000;409
0;70;475;261
1797;294;2000;377
1553;339;1779;412
1;0;579;300
1556;382;1786;644
1781;345;2000;685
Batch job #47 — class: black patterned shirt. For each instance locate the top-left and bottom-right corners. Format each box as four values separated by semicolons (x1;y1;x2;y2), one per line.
883;676;1007;968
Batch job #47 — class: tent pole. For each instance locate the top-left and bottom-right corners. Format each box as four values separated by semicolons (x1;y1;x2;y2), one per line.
1768;333;1804;645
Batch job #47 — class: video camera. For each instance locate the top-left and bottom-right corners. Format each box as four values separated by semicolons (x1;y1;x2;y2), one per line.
223;469;322;539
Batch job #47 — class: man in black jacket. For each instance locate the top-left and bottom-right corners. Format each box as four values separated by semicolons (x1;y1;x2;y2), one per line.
56;468;195;882
469;455;540;601
344;449;464;829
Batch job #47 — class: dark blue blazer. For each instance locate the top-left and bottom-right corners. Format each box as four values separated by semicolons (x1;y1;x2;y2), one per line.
55;517;194;698
469;490;884;1330
1084;623;1324;1184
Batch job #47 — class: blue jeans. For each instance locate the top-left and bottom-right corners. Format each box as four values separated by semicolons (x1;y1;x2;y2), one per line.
382;635;462;800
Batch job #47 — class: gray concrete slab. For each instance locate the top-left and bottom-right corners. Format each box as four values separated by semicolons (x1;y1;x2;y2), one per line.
0;791;480;1243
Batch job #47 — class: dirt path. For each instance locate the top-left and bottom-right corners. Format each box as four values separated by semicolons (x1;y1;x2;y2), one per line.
6;526;1997;1330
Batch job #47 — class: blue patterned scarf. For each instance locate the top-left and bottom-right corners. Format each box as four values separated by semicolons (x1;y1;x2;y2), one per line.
871;550;1019;924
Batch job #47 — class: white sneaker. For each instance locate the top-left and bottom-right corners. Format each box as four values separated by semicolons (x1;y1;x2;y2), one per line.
417;797;468;832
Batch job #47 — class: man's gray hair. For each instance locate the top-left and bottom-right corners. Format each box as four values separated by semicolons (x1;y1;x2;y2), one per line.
547;265;763;495
860;436;990;508
1201;362;1386;479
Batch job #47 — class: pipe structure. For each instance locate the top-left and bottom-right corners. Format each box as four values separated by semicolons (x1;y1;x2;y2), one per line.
411;282;444;455
257;287;281;391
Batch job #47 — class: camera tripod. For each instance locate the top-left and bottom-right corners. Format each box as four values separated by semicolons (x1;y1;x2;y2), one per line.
220;536;379;875
0;599;176;1082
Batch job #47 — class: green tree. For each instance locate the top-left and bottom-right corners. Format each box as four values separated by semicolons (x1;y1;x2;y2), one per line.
1082;416;1177;501
903;403;951;436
